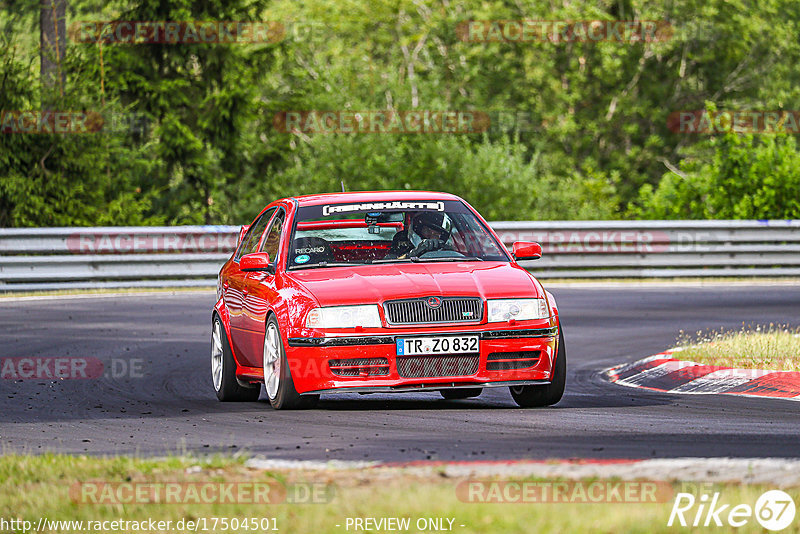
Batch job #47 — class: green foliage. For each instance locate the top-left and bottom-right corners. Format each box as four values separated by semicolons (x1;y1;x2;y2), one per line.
2;0;800;226
633;133;800;219
0;31;162;226
249;133;617;220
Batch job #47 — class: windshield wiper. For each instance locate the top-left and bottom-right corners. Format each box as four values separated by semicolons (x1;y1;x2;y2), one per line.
370;256;484;264
414;256;484;262
290;261;366;270
369;258;416;264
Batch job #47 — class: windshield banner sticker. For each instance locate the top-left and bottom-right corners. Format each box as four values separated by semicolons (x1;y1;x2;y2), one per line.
322;202;444;216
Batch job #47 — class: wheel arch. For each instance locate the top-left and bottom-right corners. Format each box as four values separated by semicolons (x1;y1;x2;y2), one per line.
213;297;246;369
264;303;297;377
264;297;296;345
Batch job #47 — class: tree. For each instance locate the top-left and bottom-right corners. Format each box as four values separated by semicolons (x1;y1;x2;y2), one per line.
40;0;67;99
633;132;800;219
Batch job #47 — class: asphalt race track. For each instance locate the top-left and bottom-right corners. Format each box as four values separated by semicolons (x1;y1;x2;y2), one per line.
1;285;799;461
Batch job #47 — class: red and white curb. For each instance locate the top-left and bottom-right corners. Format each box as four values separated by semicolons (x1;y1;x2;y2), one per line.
605;350;800;401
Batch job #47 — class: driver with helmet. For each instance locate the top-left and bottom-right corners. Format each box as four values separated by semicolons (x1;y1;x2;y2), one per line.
388;211;454;259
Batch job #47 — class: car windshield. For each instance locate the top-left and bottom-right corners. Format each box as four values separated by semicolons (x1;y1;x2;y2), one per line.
288;199;508;268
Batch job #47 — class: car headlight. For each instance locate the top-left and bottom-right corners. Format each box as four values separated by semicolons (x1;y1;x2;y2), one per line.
487;298;549;322
305;305;382;328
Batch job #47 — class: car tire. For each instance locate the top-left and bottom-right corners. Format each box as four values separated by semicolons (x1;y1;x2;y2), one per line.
509;326;566;408
212;315;260;402
263;315;319;410
440;388;483;400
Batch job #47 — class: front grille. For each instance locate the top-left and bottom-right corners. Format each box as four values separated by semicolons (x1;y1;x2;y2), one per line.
486;351;540;371
329;357;390;377
384;297;483;325
396;354;479;378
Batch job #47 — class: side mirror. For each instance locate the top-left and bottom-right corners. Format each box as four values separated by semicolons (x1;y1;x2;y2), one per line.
512;241;542;261
237;225;250;246
240;252;273;272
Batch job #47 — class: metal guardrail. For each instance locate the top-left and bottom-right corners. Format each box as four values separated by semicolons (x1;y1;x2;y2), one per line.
1;221;799;291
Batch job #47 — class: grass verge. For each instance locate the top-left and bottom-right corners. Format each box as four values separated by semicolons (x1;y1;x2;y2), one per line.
675;325;800;371
1;455;799;533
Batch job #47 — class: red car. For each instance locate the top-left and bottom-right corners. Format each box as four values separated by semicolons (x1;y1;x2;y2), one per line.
211;191;565;409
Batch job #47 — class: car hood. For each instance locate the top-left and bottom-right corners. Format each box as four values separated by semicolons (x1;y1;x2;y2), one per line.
287;261;541;306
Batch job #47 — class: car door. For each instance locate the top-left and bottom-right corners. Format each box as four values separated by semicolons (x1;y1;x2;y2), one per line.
240;208;286;368
227;207;275;366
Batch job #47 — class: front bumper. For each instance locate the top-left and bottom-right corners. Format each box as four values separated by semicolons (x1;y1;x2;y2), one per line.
285;326;559;395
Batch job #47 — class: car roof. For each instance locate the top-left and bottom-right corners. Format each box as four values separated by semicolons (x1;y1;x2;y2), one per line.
291;190;463;207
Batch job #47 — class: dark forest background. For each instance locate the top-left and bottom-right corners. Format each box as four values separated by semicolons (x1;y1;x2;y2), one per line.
2;0;799;226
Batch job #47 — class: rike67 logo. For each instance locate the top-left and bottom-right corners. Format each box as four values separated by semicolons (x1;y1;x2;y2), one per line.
668;490;796;531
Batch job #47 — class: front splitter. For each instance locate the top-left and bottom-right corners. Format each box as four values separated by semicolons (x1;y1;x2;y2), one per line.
303;379;550;395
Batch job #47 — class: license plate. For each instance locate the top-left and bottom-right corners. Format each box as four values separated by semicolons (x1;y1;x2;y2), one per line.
396;335;479;356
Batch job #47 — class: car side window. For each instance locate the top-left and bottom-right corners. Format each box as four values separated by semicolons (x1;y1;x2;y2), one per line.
235;207;276;262
261;209;285;264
